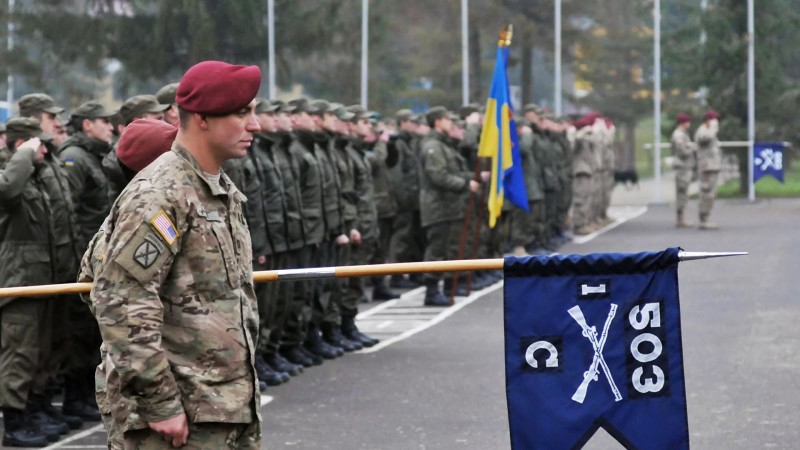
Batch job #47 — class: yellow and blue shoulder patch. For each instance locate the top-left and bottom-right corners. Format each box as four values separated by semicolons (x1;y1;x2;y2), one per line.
149;210;179;246
64;158;75;167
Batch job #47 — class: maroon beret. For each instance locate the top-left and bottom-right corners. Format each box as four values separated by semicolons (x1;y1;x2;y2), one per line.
705;109;719;120
117;118;178;173
676;113;691;124
176;61;261;115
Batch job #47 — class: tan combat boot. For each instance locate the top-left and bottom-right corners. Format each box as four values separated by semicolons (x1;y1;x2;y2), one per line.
676;211;692;228
698;214;719;230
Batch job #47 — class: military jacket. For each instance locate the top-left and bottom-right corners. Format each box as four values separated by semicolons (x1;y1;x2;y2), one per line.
670;127;696;169
419;131;472;227
535;128;561;192
694;122;722;172
103;144;130;204
389;131;420;211
518;131;545;201
314;132;344;238
58;132;112;253
554;132;574;186
0;148;54;308
223;155;272;257
573;127;597;176
85;144;259;431
41;154;81;282
289;131;324;245
251;134;290;254
270;132;306;250
347;140;379;240
333;136;358;229
370;141;398;220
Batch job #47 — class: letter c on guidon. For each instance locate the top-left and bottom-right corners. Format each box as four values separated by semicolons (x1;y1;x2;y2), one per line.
525;341;559;368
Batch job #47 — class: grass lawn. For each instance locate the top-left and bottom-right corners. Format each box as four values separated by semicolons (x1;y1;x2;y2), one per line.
717;165;800;198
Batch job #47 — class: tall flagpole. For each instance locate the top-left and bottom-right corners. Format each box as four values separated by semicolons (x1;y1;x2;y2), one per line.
554;0;562;115
267;0;276;99
461;0;469;105
747;0;755;202
6;0;14;112
653;0;662;203
360;0;369;109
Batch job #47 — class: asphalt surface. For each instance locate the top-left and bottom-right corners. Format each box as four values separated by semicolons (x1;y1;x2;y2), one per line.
3;196;799;449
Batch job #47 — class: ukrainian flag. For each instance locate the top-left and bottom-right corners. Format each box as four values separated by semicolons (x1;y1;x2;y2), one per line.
478;41;528;228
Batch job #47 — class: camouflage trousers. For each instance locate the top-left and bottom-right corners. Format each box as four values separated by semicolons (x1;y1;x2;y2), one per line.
699;170;720;217
508;200;545;249
600;171;614;219
675;166;693;214
423;220;464;283
389;210;424;263
571;173;593;231
0;298;49;409
264;249;301;355
120;421;261;450
254;254;279;354
282;245;317;347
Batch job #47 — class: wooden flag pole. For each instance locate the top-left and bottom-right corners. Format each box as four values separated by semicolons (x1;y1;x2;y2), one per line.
0;252;746;300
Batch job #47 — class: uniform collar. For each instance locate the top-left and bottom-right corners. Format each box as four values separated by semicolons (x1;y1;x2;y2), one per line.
171;142;244;202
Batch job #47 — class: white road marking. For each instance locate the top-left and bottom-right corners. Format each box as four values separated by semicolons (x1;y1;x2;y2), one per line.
357;282;504;354
376;320;393;329
355;286;425;320
261;393;274;406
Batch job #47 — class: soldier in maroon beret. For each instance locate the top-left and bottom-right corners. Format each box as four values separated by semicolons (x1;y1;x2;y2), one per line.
84;60;263;448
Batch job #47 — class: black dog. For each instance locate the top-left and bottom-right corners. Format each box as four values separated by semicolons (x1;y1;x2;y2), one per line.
614;170;640;189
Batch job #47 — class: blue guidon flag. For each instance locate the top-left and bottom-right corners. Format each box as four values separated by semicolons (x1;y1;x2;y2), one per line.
503;248;689;450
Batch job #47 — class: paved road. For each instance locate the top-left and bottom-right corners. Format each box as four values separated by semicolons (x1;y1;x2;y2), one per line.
4;196;798;449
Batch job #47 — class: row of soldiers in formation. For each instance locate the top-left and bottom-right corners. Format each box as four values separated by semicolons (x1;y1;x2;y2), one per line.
0;82;618;445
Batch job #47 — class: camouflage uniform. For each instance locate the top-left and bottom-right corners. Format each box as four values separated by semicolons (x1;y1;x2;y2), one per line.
694;121;721;224
388;129;424;264
670;125;696;221
510;129;546;251
265;131;306;355
0;145;55;411
58;130;110;402
285;130;324;347
571;126;597;234
419;130;472;283
81;144;261;444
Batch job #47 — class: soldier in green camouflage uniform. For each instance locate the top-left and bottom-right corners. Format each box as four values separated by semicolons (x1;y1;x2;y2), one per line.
58;100;116;421
82;60;263;448
0;120;71;447
419;107;479;306
282;98;327;367
510;120;546;256
17;94;87;430
387;110;424;288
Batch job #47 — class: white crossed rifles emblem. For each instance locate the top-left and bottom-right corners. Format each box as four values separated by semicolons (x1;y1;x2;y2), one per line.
756;148;783;171
568;304;623;404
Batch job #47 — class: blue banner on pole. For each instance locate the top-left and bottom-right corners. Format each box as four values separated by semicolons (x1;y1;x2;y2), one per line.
504;248;689;450
753;142;784;183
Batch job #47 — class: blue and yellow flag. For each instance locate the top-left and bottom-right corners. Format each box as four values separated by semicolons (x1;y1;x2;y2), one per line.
478;40;528;228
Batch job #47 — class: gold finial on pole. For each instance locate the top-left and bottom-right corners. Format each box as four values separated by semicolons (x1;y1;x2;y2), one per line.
498;24;513;47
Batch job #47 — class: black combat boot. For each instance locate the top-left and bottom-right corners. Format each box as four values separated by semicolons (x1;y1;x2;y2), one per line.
304;325;341;360
265;352;303;376
297;346;324;366
321;322;363;352
390;274;419;289
341;316;379;347
424;280;450;307
254;353;289;386
371;277;400;300
280;346;315;368
30;393;82;431
62;376;101;422
2;407;50;447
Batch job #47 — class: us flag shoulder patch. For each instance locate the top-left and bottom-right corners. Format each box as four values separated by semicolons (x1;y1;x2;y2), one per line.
150;210;179;246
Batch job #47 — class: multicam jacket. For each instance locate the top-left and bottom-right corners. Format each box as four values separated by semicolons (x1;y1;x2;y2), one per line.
83;143;260;432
